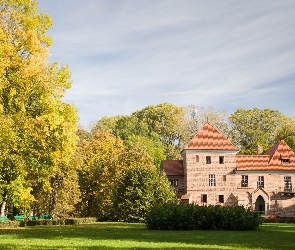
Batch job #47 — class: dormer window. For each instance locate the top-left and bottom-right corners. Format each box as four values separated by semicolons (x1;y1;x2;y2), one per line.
281;158;290;164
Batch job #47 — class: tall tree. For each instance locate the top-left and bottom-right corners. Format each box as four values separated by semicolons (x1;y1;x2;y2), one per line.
0;0;78;216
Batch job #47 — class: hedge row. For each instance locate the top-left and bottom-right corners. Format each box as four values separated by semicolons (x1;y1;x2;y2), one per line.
0;217;97;228
145;203;263;231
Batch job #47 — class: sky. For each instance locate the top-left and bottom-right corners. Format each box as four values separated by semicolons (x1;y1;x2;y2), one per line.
37;0;295;128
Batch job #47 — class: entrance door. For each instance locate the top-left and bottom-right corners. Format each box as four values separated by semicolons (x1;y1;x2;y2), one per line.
255;195;265;214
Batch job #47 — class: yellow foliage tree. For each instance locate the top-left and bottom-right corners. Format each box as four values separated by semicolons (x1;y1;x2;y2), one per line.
0;0;78;217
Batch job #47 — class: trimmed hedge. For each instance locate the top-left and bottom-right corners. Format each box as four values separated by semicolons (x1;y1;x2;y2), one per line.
263;216;295;223
145;203;263;231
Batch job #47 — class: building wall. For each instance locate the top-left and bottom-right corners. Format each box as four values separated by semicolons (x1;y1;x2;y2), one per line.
184;151;238;206
182;151;295;216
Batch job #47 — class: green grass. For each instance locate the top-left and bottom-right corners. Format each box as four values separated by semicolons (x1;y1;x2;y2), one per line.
0;222;294;249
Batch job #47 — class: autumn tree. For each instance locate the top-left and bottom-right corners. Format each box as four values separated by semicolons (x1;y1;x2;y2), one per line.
0;0;78;217
77;130;126;219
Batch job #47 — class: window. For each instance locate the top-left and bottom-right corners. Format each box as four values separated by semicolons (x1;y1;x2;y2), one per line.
223;175;227;181
257;176;264;188
284;176;292;192
169;179;178;187
219;195;224;203
219;156;224;164
201;194;207;203
196;155;199;162
241;175;248;187
206;156;211;164
209;174;216;186
282;158;290;164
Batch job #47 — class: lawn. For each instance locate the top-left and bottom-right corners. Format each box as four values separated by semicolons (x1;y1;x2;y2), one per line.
0;222;294;249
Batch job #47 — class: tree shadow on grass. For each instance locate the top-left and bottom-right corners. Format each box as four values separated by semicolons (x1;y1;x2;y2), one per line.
0;223;295;249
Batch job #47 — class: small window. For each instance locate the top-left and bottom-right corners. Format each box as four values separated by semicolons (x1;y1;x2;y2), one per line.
201;194;207;203
241;175;248;187
223;175;227;181
206;156;211;164
257;176;264;188
219;156;224;164
168;179;178;187
219;195;224;203
284;176;292;192
282;158;290;164
209;174;216;186
196;155;199;162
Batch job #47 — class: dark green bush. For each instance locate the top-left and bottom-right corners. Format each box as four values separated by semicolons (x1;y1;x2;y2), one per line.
145;203;263;231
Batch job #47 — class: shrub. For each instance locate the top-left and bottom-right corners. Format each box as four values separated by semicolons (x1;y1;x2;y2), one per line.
145;204;263;231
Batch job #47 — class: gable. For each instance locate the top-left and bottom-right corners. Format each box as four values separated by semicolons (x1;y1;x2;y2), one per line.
184;122;238;151
236;140;295;171
267;140;295;170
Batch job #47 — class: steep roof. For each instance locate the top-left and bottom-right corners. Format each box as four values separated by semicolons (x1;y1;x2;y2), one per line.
184;122;238;151
161;160;183;176
236;140;295;171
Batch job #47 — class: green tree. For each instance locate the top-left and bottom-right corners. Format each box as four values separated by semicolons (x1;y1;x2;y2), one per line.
133;103;186;159
274;115;295;151
112;146;177;222
229;108;283;154
0;0;78;216
92;115;166;168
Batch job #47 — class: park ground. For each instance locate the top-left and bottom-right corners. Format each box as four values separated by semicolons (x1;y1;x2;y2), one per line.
0;222;295;249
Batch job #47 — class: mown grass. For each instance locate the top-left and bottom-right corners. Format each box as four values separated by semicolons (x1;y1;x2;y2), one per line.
0;222;294;249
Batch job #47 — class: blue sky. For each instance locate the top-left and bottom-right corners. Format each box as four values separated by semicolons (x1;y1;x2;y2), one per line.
37;0;295;128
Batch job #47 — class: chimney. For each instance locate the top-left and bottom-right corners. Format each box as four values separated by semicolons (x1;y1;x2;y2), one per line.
257;145;263;155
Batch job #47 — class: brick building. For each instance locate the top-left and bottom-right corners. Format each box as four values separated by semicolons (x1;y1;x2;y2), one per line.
161;122;295;216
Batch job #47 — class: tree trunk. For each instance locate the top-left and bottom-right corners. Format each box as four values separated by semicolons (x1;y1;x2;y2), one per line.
0;194;8;217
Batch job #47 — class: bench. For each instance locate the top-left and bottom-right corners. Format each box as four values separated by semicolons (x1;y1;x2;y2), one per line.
14;215;24;221
30;216;38;220
0;216;9;221
42;214;52;219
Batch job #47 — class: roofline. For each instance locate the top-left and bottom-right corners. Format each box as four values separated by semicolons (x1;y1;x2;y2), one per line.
235;170;295;174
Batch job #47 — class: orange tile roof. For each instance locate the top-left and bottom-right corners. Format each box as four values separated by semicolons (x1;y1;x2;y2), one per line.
184;122;238;151
161;160;183;176
236;140;295;171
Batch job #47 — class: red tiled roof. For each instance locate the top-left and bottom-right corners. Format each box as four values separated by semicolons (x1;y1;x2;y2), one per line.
184;122;238;151
161;160;183;176
236;140;295;171
236;155;270;170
